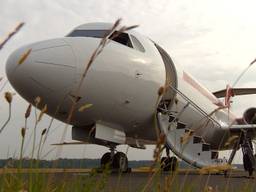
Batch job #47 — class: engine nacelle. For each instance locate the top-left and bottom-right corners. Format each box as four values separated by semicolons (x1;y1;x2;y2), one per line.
243;107;256;124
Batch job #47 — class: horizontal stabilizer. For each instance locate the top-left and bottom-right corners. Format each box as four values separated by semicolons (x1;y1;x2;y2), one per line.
213;88;256;98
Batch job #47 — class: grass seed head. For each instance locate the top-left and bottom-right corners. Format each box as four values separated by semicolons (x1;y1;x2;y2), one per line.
41;128;47;136
0;22;25;50
78;103;93;112
25;103;32;119
123;25;139;31
34;96;41;106
250;58;256;66
38;104;47;122
4;91;13;104
110;18;122;32
158;86;166;96
18;49;31;65
15;22;25;32
21;127;26;138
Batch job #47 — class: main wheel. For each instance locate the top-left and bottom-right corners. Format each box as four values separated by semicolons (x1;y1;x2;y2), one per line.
112;152;128;172
161;157;168;171
101;152;112;169
243;153;255;177
161;156;178;172
169;156;178;171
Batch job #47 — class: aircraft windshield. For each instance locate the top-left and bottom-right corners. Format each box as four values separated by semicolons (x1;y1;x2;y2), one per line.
67;29;145;51
67;30;110;38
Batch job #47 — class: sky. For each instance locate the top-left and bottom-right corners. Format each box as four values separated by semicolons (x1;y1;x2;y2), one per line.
0;0;256;163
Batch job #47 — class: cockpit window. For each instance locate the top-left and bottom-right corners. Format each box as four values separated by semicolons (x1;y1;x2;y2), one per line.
130;35;145;52
67;29;134;49
67;30;110;38
110;32;133;48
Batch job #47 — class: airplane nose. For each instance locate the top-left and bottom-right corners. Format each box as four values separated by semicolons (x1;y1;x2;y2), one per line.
6;39;77;104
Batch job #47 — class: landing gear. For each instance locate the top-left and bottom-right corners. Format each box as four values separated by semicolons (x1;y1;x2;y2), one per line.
226;132;256;177
113;152;128;172
161;147;178;172
241;133;255;177
100;152;112;169
100;147;129;173
243;153;254;177
161;156;178;172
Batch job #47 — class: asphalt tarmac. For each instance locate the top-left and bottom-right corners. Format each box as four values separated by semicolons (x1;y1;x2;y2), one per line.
1;169;255;191
72;170;256;192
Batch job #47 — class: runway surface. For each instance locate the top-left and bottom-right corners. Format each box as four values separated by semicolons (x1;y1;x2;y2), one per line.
109;172;255;191
1;168;255;191
72;171;256;191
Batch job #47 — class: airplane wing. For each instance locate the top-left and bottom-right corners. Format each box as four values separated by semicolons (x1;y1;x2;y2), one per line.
223;124;256;133
51;141;90;145
213;88;256;98
52;138;156;148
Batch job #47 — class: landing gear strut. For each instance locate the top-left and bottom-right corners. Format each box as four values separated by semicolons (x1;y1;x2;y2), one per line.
241;132;255;177
100;146;129;173
161;146;178;172
227;132;256;177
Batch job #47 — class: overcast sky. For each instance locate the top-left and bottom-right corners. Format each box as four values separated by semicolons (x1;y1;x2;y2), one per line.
0;0;256;163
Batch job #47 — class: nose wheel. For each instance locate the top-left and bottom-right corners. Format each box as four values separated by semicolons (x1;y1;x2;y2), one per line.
100;152;112;169
100;147;129;173
113;152;128;172
161;147;178;172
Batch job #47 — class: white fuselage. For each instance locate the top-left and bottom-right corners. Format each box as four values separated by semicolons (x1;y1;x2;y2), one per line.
6;23;237;150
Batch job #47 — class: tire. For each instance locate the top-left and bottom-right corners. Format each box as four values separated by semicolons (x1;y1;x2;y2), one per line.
101;152;112;169
161;157;167;171
243;153;254;177
161;156;178;172
112;152;128;172
169;156;178;172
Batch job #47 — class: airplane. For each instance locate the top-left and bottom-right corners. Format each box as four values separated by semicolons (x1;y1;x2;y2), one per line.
5;22;256;175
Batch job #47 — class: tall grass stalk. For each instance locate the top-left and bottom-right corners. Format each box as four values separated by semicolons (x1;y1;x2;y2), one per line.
0;92;13;134
19;128;26;161
31;107;38;159
19;103;32;162
37;129;46;159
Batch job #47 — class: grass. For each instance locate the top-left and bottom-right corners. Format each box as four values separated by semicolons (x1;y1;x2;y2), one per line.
0;20;256;192
0;170;108;192
0;167;255;192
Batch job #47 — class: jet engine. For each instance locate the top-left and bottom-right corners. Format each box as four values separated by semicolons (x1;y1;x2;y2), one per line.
243;107;256;124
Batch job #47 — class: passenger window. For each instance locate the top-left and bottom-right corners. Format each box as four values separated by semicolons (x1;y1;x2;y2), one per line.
110;32;133;48
130;35;145;52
